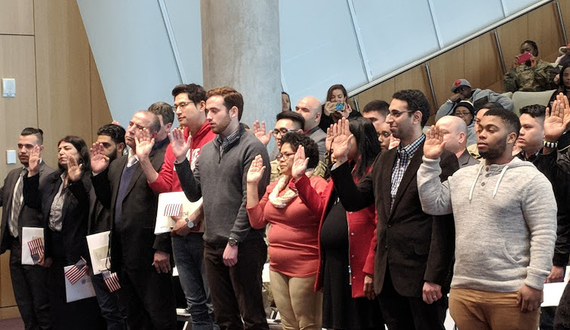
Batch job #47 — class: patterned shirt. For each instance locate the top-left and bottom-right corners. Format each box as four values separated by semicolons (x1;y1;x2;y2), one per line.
390;134;425;209
216;128;240;158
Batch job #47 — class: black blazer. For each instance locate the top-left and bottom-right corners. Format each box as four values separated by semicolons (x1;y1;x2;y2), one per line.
0;162;55;254
23;170;92;265
331;141;458;298
92;147;169;271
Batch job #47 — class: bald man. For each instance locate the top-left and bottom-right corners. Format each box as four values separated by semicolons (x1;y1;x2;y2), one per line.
295;96;326;160
436;116;479;168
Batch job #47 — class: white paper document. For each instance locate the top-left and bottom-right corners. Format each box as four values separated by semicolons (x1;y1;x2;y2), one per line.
86;231;110;275
155;192;203;234
64;265;96;302
21;227;44;265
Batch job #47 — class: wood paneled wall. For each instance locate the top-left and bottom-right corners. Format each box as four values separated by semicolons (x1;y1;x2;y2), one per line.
355;1;568;125
0;0;111;319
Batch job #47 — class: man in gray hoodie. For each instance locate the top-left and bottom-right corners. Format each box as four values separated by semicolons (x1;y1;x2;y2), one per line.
418;108;557;329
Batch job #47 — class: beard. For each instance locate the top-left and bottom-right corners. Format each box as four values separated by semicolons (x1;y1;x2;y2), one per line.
479;134;507;161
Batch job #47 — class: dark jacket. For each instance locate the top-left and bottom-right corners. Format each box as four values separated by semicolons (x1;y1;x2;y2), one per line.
91;146;169;271
0;162;56;254
23;170;91;264
330;141;458;297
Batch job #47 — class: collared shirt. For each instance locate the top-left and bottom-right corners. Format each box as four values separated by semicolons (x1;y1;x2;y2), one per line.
390;134;425;207
305;126;321;135
517;149;541;162
49;172;68;232
153;137;170;151
216;128;240;158
127;150;139;168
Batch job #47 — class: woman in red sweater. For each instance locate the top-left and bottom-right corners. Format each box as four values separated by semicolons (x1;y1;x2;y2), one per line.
316;117;384;329
247;132;327;330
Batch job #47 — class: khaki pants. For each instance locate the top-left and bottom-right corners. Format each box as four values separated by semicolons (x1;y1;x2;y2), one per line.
270;270;322;330
449;288;539;330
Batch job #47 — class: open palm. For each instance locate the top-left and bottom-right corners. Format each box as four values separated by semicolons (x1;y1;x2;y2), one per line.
246;155;265;184
331;118;354;163
291;146;309;180
171;128;191;162
424;126;446;159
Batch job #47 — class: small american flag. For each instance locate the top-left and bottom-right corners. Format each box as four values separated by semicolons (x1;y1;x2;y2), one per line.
27;237;44;264
102;270;121;292
163;203;183;217
65;257;89;285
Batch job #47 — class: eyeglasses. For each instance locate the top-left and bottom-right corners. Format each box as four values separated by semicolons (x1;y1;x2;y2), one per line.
172;101;193;112
273;128;297;136
277;151;296;159
387;110;414;118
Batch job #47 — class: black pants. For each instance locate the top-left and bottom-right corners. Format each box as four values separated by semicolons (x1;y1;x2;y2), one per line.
555;281;570;329
118;267;177;330
8;236;51;330
378;266;447;330
204;238;269;330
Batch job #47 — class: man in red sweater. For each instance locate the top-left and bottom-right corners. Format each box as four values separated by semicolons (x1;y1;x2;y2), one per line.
137;83;218;330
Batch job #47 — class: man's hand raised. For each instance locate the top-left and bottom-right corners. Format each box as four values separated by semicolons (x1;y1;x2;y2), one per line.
424;125;446;160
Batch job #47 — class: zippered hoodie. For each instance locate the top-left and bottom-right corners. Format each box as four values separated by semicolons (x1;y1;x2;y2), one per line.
418;156;557;292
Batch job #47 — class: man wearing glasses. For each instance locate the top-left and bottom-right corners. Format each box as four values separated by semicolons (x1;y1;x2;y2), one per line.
137;83;218;330
330;90;458;329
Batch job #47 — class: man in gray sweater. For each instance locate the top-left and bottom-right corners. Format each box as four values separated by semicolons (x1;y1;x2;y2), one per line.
173;86;270;330
418;108;557;329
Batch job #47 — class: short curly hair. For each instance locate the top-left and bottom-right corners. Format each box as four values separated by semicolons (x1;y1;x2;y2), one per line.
392;89;431;126
279;132;319;169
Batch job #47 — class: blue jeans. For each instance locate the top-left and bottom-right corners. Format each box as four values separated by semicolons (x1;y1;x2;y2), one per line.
172;234;218;330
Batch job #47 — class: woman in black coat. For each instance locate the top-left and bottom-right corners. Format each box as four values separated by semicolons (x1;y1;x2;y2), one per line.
24;135;104;330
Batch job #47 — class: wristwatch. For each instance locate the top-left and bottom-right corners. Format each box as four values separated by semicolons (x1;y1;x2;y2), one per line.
228;237;239;247
185;218;195;229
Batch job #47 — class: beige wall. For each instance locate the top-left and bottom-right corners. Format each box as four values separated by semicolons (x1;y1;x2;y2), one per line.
0;0;111;319
355;1;568;125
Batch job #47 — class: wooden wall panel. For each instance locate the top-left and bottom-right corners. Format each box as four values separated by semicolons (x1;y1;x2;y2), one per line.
497;15;529;72
528;2;564;61
464;32;503;90
354;78;395;111
428;46;465;114
0;0;34;35
0;253;15;309
90;52;113;142
0;35;38;178
34;0;92;166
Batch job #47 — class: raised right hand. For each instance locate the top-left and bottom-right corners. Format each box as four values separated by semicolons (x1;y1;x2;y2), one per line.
246;155;265;184
424;126;446;160
171;128;191;163
28;145;41;176
135;128;154;161
90;142;110;174
331;118;354;164
253;120;271;146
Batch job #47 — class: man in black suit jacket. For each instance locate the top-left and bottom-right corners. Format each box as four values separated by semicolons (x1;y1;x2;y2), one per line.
91;111;176;330
0;127;55;330
331;90;458;330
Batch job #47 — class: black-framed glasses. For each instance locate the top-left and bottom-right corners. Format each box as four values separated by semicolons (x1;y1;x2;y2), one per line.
387;110;414;118
273;128;297;136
